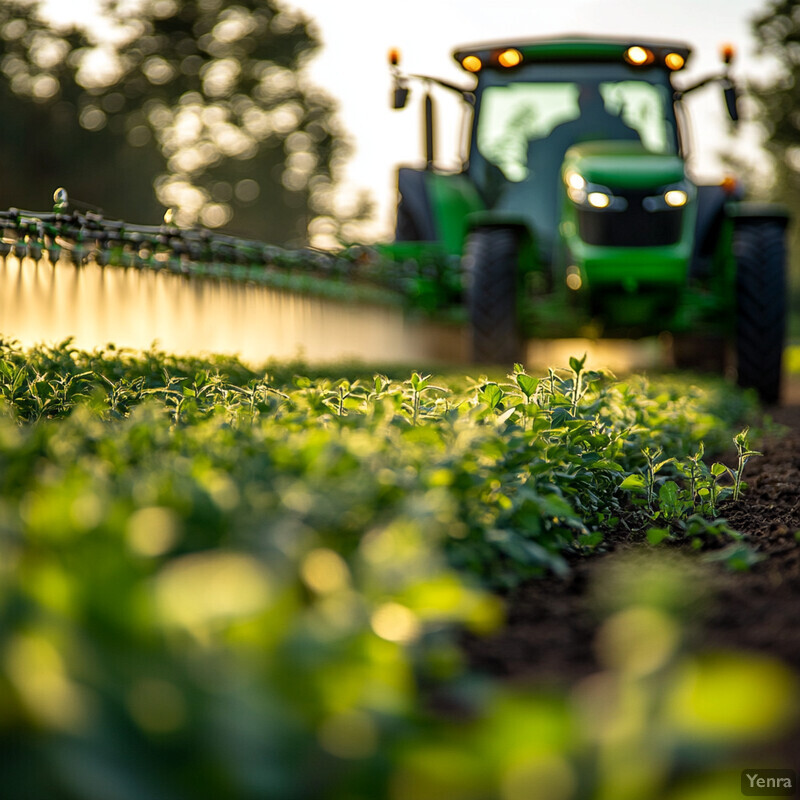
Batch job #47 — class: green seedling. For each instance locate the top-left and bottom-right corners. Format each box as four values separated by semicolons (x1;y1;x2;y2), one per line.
725;427;763;502
568;353;587;417
323;378;364;416
678;442;705;512
403;372;446;425
642;446;676;511
502;363;540;430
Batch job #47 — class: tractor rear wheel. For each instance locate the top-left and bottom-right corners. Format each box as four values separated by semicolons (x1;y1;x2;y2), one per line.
463;227;522;365
734;220;786;404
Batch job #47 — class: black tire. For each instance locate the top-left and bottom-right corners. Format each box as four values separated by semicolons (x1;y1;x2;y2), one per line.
395;196;422;241
734;221;787;404
463;227;522;365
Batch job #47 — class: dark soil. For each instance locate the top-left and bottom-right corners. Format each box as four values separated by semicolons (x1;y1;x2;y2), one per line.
464;381;800;692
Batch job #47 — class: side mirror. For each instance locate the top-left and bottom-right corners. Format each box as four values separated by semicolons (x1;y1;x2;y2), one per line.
392;85;409;109
723;82;739;122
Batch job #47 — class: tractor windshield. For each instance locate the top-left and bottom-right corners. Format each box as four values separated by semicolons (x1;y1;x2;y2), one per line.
476;78;676;182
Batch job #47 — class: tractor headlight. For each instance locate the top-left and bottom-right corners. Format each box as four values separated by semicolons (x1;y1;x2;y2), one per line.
587;192;611;209
643;183;691;212
567;185;587;204
564;171;627;211
664;189;688;207
564;169;585;191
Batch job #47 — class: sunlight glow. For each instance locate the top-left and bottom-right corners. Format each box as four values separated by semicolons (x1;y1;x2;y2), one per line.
155;551;271;631
371;602;421;643
126;507;180;557
301;548;351;594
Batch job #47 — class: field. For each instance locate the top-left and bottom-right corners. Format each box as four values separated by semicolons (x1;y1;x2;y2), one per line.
1;338;797;800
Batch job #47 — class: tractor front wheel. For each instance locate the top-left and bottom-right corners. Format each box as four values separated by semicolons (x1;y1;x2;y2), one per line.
463;227;522;365
734;220;787;404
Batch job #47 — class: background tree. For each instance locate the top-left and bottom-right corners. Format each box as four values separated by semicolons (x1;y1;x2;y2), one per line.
0;0;354;245
751;0;800;293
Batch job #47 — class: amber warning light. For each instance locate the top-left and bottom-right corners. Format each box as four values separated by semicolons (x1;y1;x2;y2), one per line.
389;48;400;67
624;46;653;66
721;43;736;65
461;55;482;72
497;48;522;68
665;52;685;71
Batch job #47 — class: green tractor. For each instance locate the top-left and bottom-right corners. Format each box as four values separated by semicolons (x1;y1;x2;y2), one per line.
387;36;788;403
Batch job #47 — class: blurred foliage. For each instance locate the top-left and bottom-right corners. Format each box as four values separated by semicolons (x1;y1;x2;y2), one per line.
0;340;789;799
751;0;800;282
752;0;800;194
0;0;360;244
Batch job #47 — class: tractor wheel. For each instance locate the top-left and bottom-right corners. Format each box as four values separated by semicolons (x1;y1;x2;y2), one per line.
463;227;522;365
734;220;787;404
395;196;422;241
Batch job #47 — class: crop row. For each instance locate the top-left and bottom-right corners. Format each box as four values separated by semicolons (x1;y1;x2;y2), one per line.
0;339;788;800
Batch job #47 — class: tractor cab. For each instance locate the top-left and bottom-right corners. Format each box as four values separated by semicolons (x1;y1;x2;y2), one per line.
462;45;687;267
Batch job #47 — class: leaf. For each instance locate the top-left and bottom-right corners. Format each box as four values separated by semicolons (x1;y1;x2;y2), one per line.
479;383;504;410
578;531;604;549
592;459;625;473
651;457;675;474
619;474;646;491
515;373;538;399
646;527;670;545
569;354;587;374
702;543;765;571
658;480;680;507
409;372;431;391
496;406;516;426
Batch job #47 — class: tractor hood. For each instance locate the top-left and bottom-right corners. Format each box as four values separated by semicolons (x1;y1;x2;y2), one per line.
563;141;685;189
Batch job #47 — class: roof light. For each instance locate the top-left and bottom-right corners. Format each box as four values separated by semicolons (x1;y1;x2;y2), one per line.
388;48;400;67
664;52;685;71
461;55;482;73
664;189;688;207
497;48;522;68
624;46;653;66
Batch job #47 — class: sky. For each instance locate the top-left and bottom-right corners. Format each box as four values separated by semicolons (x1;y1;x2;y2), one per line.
40;0;782;241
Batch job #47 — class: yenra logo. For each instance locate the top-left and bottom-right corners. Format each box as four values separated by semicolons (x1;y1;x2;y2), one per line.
741;769;796;796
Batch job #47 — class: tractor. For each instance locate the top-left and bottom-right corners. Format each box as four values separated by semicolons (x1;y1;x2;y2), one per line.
387;36;788;403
